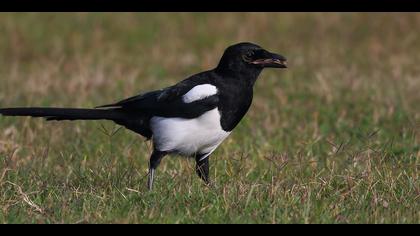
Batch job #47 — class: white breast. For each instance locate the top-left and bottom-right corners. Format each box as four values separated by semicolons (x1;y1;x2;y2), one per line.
182;84;218;103
150;108;230;158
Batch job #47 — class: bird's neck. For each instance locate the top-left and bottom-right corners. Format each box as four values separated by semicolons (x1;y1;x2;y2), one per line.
214;66;262;87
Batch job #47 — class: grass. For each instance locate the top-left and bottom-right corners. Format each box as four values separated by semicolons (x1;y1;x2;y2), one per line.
0;13;419;223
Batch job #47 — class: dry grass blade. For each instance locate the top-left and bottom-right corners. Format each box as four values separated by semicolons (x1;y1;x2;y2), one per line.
6;181;44;214
126;188;141;194
0;168;11;186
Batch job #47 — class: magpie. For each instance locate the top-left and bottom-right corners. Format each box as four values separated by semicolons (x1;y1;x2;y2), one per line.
0;42;287;190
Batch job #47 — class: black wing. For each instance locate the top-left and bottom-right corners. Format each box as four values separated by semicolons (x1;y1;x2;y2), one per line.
96;78;219;119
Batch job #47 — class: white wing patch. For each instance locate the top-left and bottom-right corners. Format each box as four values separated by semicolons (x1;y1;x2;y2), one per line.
182;84;218;103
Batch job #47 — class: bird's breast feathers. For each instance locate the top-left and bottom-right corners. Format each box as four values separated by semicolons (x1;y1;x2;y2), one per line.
150;107;230;157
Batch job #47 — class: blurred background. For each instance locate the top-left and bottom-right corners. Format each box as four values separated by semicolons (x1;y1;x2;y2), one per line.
0;13;418;223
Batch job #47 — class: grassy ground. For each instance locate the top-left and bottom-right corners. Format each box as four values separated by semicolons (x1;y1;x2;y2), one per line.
0;13;419;223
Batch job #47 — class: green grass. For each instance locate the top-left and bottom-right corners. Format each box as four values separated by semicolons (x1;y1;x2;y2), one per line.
0;13;419;223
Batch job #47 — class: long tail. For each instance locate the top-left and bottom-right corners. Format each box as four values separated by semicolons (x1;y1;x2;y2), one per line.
0;107;126;121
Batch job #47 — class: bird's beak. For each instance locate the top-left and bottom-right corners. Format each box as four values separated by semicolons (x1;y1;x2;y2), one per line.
251;51;287;68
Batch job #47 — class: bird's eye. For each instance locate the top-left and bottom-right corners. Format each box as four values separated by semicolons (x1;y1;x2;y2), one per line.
243;51;254;62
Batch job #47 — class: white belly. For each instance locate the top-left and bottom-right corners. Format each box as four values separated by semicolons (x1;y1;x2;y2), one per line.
150;108;230;157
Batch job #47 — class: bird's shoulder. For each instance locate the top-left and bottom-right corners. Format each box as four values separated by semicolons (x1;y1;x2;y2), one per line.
156;70;220;103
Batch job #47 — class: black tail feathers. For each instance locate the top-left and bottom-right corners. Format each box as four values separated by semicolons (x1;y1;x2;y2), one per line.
0;107;125;121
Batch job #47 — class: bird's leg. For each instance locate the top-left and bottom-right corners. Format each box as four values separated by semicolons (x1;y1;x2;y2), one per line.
195;154;210;185
148;150;166;191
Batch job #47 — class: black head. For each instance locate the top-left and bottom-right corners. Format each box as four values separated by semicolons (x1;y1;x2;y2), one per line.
215;42;287;78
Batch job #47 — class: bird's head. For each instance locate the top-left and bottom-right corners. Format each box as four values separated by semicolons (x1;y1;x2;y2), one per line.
216;42;287;78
